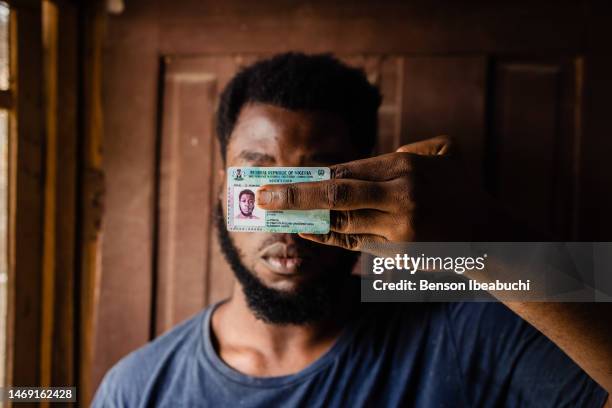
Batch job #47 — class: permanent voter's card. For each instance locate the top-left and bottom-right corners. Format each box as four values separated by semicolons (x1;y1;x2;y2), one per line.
227;167;330;233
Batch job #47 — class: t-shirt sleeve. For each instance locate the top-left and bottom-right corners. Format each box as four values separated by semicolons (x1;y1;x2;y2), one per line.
90;346;157;407
91;366;126;408
445;302;609;408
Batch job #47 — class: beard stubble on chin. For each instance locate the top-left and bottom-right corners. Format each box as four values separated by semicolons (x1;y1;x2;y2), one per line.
214;200;359;325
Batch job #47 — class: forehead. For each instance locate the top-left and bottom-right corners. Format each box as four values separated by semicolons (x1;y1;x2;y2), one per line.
226;103;358;165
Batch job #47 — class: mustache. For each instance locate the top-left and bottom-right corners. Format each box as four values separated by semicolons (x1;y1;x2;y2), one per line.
257;241;315;260
256;235;320;257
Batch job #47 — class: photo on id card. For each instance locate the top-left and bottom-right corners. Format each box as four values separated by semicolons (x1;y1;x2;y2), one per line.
233;186;265;223
227;167;331;234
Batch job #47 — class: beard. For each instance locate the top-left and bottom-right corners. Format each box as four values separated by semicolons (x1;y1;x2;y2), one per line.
215;200;358;325
239;207;253;217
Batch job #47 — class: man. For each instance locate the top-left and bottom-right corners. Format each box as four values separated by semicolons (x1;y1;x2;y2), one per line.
93;53;610;407
236;189;259;219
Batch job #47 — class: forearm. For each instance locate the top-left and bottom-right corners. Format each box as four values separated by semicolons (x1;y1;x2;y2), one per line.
470;200;612;394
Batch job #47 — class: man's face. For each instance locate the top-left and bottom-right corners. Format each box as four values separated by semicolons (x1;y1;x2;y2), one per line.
239;193;255;216
218;103;363;323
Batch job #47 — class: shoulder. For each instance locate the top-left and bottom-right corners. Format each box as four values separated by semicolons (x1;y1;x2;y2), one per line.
91;309;208;407
353;301;524;354
443;302;609;407
443;301;533;343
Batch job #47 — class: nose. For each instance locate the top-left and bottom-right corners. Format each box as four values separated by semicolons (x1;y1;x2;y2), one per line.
277;234;302;246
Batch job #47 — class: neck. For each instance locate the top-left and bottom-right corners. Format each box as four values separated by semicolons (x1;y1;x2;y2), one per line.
210;280;353;376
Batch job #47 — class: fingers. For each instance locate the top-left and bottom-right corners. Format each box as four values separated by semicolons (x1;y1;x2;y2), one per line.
298;231;388;252
330;152;413;181
331;209;386;234
329;136;451;182
330;210;413;241
396;135;451;156
256;179;396;211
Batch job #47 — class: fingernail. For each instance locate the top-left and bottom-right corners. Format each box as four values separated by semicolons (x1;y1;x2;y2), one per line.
257;190;272;205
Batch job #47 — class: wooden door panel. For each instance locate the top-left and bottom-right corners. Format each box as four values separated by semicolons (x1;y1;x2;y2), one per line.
399;56;488;181
156;57;238;334
156;68;218;335
492;58;579;239
580;54;612;241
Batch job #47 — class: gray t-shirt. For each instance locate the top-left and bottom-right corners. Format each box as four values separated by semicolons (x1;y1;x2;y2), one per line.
92;300;608;407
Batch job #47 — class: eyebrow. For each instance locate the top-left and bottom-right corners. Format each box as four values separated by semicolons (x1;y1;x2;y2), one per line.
237;151;275;163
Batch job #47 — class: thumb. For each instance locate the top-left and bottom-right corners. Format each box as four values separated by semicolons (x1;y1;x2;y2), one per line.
396;135;452;156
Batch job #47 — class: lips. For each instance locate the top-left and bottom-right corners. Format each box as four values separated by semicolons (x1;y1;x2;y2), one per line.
257;242;305;275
